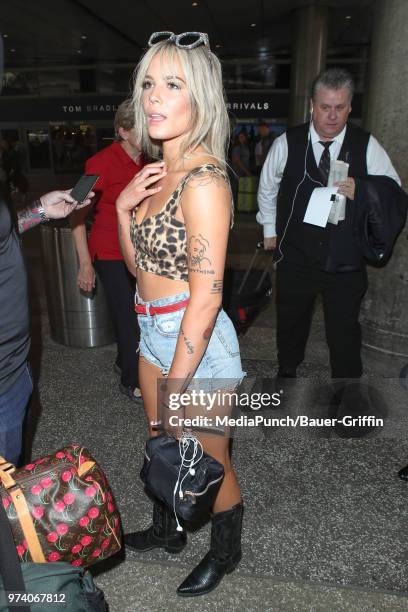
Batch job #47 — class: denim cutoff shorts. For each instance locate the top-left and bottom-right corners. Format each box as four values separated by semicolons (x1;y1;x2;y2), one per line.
137;291;245;393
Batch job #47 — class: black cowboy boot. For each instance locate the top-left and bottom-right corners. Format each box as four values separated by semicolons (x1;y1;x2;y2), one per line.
125;500;186;554
177;502;243;597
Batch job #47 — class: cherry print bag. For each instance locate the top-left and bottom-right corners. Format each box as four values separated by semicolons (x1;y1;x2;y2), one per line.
0;445;122;569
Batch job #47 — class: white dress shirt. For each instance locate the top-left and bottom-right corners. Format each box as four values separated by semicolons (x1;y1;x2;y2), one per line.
256;122;401;238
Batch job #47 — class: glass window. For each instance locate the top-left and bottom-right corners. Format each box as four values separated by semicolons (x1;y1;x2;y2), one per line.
96;127;115;151
27;129;51;170
97;67;132;94
1;71;39;96
222;61;290;90
51;124;105;174
38;70;78;96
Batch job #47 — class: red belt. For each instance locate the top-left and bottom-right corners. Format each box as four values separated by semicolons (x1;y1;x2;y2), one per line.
135;298;190;316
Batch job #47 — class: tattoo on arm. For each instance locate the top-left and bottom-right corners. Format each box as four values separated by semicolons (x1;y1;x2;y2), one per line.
180;371;193;394
203;324;214;340
187;170;227;190
180;327;194;355
188;234;213;273
188;267;215;275
210;279;223;294
17;201;43;234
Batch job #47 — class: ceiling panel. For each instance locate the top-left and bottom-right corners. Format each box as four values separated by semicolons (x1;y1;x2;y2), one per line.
1;0;374;68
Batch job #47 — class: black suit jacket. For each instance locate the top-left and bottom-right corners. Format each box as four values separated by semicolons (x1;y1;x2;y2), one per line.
352;175;407;266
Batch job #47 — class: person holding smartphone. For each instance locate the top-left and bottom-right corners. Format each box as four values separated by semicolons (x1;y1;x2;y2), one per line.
0;189;93;465
116;32;245;597
70;101;145;401
0;34;96;463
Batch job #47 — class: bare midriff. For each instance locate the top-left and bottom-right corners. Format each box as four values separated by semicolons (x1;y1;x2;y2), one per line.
136;268;189;302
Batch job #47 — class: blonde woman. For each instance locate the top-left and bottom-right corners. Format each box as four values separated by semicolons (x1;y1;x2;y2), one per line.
116;32;244;597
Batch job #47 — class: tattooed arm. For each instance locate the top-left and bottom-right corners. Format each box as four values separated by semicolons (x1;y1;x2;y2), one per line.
17;200;47;234
166;171;231;388
18;190;93;234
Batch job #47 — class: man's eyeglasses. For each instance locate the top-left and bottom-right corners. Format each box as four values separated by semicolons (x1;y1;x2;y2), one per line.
148;31;210;53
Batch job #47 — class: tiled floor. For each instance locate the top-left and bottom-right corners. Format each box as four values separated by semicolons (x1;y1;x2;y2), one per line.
19;213;408;612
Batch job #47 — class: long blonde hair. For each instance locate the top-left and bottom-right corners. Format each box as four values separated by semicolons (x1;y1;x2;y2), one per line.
132;39;230;168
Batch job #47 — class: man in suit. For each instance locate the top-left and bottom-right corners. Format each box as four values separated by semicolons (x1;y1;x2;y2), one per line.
256;68;401;428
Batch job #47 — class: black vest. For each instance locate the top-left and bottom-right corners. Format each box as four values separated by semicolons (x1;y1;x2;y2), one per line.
276;122;370;272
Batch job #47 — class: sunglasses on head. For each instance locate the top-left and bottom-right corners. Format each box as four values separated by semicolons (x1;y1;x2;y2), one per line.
148;31;210;53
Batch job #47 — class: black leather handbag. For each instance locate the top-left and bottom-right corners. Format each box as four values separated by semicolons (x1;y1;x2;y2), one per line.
140;433;224;525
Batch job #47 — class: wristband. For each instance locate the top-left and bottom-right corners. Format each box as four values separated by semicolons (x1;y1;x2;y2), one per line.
35;199;49;223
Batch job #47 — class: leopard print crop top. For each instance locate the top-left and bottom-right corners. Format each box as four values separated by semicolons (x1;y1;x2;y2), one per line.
131;164;232;282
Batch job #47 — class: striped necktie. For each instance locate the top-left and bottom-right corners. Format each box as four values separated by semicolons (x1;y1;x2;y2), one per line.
318;141;334;186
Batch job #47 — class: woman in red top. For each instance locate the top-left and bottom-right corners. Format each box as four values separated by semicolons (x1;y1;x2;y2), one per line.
71;101;144;400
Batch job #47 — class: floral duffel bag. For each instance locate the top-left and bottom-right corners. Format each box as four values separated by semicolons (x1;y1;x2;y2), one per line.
0;445;122;568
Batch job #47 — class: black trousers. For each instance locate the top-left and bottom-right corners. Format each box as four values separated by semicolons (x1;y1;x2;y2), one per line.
93;259;140;388
276;261;368;378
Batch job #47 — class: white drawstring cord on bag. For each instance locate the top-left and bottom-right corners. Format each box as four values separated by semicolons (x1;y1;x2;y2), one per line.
172;432;203;531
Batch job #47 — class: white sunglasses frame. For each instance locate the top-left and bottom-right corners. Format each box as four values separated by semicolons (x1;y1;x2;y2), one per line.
148;31;210;53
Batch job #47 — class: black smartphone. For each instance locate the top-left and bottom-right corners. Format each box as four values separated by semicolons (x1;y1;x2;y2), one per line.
70;174;99;203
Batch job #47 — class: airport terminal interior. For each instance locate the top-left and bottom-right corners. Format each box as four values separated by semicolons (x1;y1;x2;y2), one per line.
1;1;408;610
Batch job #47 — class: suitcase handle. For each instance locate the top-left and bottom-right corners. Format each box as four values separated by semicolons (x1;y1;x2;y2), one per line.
236;242;274;295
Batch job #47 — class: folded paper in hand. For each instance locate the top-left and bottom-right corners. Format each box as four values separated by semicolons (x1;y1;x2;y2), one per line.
327;160;349;224
304;187;339;227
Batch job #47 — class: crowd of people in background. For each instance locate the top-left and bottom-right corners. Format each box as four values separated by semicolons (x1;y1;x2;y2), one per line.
0;122;277;214
230;121;276;177
52;126;98;172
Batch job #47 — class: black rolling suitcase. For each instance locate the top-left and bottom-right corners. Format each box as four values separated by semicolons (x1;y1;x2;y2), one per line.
223;241;274;334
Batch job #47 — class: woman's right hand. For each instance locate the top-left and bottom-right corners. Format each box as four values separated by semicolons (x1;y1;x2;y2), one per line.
116;161;167;214
78;261;96;292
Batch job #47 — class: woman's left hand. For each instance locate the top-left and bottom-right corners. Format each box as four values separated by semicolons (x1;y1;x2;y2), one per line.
335;177;355;200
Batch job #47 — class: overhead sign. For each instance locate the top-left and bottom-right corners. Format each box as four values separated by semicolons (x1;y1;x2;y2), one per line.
0;92;288;122
0;92;361;122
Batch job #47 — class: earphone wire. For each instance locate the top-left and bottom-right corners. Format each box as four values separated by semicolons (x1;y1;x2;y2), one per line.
172;431;204;531
275;116;323;265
